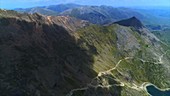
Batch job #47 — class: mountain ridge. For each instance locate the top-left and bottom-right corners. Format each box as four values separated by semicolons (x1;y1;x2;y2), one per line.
14;3;170;26
60;5;144;25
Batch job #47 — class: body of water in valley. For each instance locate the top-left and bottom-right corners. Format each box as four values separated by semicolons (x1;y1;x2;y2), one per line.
146;85;170;96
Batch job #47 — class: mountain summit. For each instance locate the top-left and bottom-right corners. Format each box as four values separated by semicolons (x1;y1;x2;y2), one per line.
114;16;144;29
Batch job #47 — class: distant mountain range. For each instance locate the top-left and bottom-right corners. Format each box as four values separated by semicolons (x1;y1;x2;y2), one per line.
59;5;145;25
15;3;81;15
15;4;170;26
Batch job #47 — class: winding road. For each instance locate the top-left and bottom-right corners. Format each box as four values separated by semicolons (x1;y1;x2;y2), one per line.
66;49;170;96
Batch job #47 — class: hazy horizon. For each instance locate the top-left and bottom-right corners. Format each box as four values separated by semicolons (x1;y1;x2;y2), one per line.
0;0;170;9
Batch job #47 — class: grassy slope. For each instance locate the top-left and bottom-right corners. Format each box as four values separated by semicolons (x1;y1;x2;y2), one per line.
74;24;170;96
152;29;170;45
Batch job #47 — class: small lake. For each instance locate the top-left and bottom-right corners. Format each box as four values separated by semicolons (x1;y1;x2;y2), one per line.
146;85;170;96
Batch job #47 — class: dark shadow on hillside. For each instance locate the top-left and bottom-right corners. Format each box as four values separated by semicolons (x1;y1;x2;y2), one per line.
0;17;97;96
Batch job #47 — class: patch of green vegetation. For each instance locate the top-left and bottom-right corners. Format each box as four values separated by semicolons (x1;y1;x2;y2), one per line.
152;29;170;46
117;57;170;89
76;25;119;72
145;62;169;88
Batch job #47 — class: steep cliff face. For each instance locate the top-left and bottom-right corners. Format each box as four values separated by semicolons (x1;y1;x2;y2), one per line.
0;10;96;96
0;10;170;96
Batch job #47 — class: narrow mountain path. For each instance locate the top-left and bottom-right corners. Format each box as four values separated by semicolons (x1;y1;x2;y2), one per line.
66;57;133;96
158;50;169;64
137;49;169;65
66;50;170;96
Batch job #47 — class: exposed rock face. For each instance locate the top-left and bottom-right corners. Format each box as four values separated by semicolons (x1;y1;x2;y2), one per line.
115;25;140;55
114;16;144;29
49;16;90;32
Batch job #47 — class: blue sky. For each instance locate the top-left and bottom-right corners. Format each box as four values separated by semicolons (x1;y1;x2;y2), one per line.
0;0;170;9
